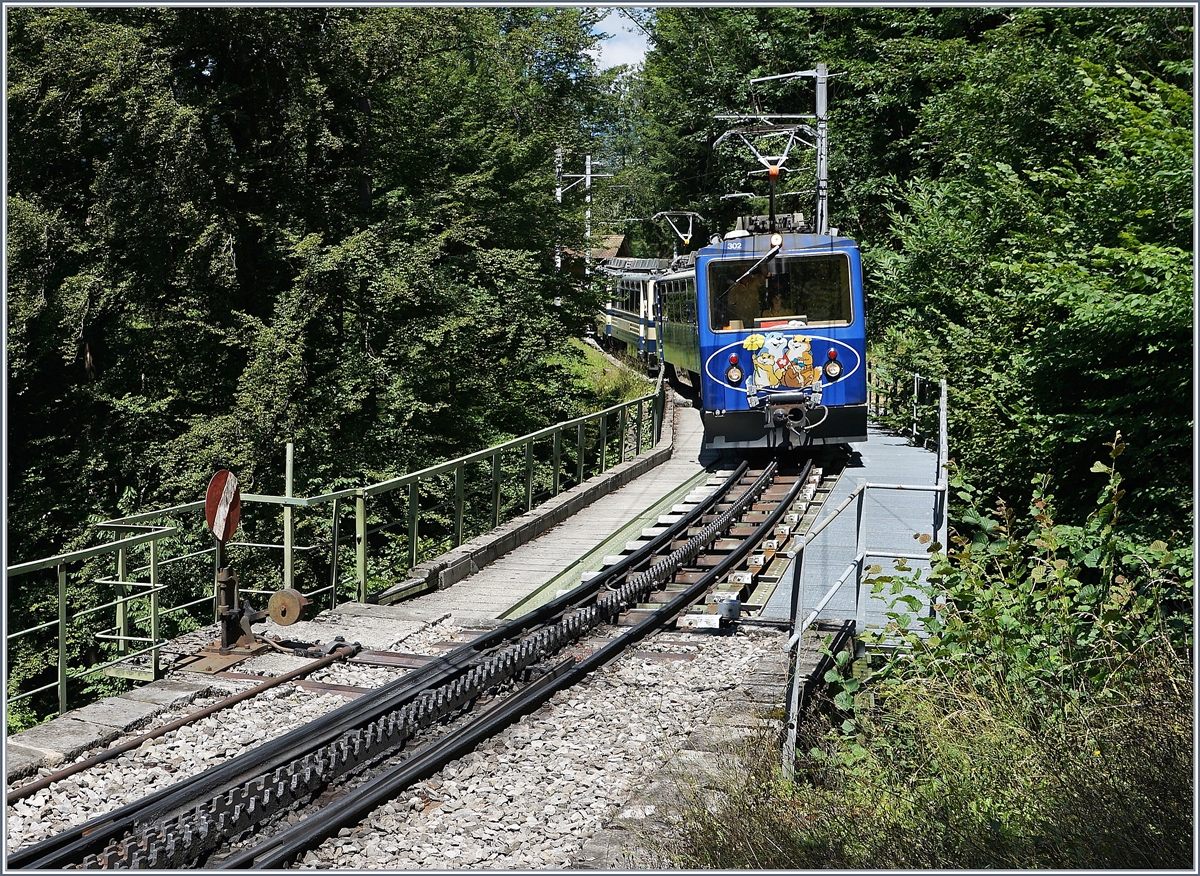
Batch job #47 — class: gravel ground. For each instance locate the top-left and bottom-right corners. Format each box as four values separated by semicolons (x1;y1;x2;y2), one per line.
6;618;783;870
295;628;781;870
4;616;463;856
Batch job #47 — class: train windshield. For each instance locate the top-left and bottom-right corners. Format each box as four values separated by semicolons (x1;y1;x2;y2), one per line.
708;253;852;331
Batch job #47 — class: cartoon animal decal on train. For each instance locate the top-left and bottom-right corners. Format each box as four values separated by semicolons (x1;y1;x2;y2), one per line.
743;332;823;394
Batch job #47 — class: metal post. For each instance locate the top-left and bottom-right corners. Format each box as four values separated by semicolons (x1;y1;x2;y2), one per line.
657;388;667;444
782;640;804;780
584;153;592;276
408;481;420;569
116;532;128;655
454;465;465;546
931;379;950;619
937;379;949;549
619;406;628;464
213;538;225;622
57;563;68;716
635;399;644;455
329;497;342;610
149;539;160;680
815;63;829;236
576;422;585;485
911;372;917;436
787;539;807;633
552;430;561;497
525;442;534;512
854;480;867;633
599;413;608;473
554;146;563;272
355;493;367;603
283;441;295;589
492;451;502;530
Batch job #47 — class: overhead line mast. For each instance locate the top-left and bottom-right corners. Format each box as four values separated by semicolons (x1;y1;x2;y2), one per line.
556;147;613;274
715;63;831;236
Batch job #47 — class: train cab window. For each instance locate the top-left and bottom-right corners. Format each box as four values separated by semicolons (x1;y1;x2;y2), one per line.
708;254;853;331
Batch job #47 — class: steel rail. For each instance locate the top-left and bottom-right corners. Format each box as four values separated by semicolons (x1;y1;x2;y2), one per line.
6;648;358;806
6;641;488;869
96;463;766;869
223;460;810;869
9;464;749;871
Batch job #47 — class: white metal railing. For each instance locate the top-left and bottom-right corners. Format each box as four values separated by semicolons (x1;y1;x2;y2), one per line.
781;378;948;778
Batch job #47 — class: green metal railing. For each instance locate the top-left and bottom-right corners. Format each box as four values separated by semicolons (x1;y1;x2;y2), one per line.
5;378;665;723
867;361;945;447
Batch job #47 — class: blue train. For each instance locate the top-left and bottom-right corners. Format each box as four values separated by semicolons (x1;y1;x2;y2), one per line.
598;211;867;451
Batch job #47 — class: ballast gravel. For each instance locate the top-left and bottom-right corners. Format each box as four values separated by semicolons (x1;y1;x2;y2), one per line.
4;617;460;855
295;629;780;870
6;617;783;870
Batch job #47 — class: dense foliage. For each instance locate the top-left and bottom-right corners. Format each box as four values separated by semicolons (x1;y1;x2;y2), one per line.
7;7;619;562
611;6;1192;538
610;7;1193;869
654;442;1191;869
5;7;624;727
5;8;1192;831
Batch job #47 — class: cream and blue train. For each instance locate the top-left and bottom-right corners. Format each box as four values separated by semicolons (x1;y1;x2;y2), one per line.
598;214;868;451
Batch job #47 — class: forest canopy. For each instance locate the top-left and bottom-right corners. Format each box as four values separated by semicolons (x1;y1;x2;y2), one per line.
7;5;1191;561
598;6;1193;540
7;7;617;563
4;10;1194;839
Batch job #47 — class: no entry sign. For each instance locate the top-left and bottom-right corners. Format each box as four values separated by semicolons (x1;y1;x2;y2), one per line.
205;470;242;544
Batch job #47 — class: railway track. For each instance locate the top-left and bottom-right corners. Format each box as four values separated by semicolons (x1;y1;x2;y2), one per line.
9;457;829;870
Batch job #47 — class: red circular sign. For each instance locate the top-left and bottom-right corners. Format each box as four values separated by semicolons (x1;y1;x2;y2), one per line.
205;470;241;544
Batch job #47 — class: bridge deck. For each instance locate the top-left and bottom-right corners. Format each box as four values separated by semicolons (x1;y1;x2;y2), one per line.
761;425;941;630
407;403;714;626
6;404;939;784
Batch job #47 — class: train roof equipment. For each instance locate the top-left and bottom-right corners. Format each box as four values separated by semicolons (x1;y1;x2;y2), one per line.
714;64;832;237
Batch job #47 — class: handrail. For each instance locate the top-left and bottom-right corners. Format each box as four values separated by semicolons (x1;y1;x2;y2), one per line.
361;390;656;498
781;375;949;779
5;378;668;727
867;362;945;447
6;526;175;578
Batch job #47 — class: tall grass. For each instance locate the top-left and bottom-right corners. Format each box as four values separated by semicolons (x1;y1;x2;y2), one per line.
653;439;1193;869
654;640;1191;869
546;338;653;408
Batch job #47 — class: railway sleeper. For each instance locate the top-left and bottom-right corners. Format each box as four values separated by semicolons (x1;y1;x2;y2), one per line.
71;466;786;870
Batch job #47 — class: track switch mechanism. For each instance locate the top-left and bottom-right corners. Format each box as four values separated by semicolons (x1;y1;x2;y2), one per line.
216;566;310;654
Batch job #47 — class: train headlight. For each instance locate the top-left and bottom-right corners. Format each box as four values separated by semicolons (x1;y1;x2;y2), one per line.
725;354;744;385
823;349;844;381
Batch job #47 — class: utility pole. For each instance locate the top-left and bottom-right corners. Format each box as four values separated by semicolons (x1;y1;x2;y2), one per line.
814;63;829;237
585;154;593;273
555;146;563;271
749;63;829;236
717;63;833;236
557;150;613;274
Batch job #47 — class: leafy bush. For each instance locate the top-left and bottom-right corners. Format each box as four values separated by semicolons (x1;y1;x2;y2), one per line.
656;661;1190;869
869;434;1191;692
655;441;1192;869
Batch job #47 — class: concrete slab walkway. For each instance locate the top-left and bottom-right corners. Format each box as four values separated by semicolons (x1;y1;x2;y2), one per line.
412;403;714;626
762;424;942;630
